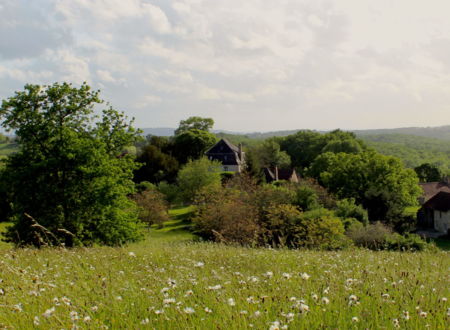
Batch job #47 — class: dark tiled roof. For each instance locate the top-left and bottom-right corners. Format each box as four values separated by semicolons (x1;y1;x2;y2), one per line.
423;191;450;212
420;182;450;201
263;167;298;182
205;139;244;165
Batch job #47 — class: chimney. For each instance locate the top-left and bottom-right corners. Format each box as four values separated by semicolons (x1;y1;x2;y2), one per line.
275;166;279;181
238;143;243;161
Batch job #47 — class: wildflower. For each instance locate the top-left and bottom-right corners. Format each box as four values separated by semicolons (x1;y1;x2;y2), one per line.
254;310;261;317
351;316;359;322
393;318;400;328
160;287;170;293
402;310;410;320
228;298;236;306
419;311;427;318
300;273;310;280
247;296;257;304
323;287;329;294
311;293;318;301
194;262;204;268
240;310;248;315
442;297;448;302
348;295;358;305
116;296;122;301
208;284;222;290
185;290;194;296
128;252;136;257
183;307;195;314
0;288;4;295
321;297;330;305
154;309;164;315
12;304;22;312
62;296;72;305
83;316;91;323
282;273;291;279
264;271;274;278
204;307;212;313
249;276;259;283
286;312;295;320
298;302;309;313
141;318;149;324
269;321;281;330
70;311;79;321
91;306;98;312
163;298;176;305
33;316;40;326
382;293;390;299
42;307;55;318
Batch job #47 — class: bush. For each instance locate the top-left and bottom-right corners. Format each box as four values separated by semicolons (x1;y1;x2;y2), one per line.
131;189;169;227
385;233;429;251
294;209;351;250
157;181;180;205
192;186;259;245
262;204;302;247
335;198;368;225
294;186;320;211
346;222;391;250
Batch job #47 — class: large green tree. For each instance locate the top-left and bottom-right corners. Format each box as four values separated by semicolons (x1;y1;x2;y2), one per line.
174;116;214;135
0;83;143;247
309;152;421;222
173;128;217;164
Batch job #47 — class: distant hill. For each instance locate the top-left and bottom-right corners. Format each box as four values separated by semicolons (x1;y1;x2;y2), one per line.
352;125;450;141
141;125;450;141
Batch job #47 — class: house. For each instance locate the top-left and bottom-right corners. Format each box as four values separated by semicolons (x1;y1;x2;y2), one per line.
417;191;450;235
263;167;299;183
419;178;450;204
205;138;245;172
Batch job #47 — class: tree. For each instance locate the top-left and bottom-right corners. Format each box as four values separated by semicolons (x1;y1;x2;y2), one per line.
177;157;222;202
309;152;421;222
0;83;143;247
173;129;217;164
134;144;179;183
174;116;214;135
414;163;442;182
254;139;291;169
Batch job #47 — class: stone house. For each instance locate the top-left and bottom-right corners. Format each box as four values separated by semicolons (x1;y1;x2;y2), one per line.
205;138;245;172
418;191;450;235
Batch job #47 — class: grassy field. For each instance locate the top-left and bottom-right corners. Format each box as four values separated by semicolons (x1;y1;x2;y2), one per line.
0;209;449;329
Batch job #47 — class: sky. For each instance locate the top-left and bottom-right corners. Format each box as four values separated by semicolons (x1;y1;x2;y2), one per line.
1;0;450;132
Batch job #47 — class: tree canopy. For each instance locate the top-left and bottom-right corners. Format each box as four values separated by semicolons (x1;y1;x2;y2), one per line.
174;116;214;135
0;83;143;247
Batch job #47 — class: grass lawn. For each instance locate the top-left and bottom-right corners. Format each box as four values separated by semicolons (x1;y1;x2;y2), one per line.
0;208;449;329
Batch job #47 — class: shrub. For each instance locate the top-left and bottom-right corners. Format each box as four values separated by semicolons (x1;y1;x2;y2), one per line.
157;181;180;205
177;157;222;203
192;186;259;245
294;209;351;250
131;189;169;227
385;233;429;251
294;186;320;211
346;222;392;250
262;204;302;247
335;198;368;225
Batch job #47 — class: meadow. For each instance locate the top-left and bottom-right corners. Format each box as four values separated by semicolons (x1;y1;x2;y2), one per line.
0;210;449;329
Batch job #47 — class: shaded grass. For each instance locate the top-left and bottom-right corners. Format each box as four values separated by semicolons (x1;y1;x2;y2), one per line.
431;237;450;251
0;222;12;251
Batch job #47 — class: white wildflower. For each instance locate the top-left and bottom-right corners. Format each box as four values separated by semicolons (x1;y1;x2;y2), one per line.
70;311;79;321
33;316;40;326
402;310;410;320
228;298;236;306
183;307;195;314
282;273;291;279
419;311;427;318
254;310;261;317
140;318;149;325
393;318;400;328
91;306;98;312
163;298;176;305
13;304;22;312
194;262;204;268
208;284;222;290
351;316;359;322
269;321;281;330
321;297;330;305
42;307;55;318
264;271;274;278
128;252;136;257
300;273;310;280
204;307;212;313
83;316;91;323
311;293;318;301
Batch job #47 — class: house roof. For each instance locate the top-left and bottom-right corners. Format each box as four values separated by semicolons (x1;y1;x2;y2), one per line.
422;191;450;212
205;139;244;165
264;167;298;182
420;181;450;202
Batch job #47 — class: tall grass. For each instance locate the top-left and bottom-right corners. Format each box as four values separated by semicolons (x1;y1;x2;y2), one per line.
0;213;449;328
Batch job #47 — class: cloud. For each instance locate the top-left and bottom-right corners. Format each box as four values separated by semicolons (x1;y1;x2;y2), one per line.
1;0;450;131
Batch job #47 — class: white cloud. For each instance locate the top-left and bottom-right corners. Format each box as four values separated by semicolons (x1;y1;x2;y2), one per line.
1;0;450;131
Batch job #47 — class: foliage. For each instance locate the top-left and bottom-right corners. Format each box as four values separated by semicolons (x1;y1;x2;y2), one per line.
173;129;218;164
131;189;169;227
134;144;179;183
294;185;320;211
310;152;422;222
414;163;443;182
335;198;369;225
293;208;351;250
385;233;430;251
253;139;291;169
0;83;143;246
174;116;214;135
193;185;259;245
262;204;302;247
157;181;180;205
346;222;392;250
278;129;365;172
177;157;222;203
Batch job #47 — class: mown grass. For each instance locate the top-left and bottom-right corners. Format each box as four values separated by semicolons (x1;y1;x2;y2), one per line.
0;210;449;329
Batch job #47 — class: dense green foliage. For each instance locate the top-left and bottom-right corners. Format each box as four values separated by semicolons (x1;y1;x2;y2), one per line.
0;83;143;246
309;152;421;222
414;163;443;182
360;134;450;173
174;116;214;135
